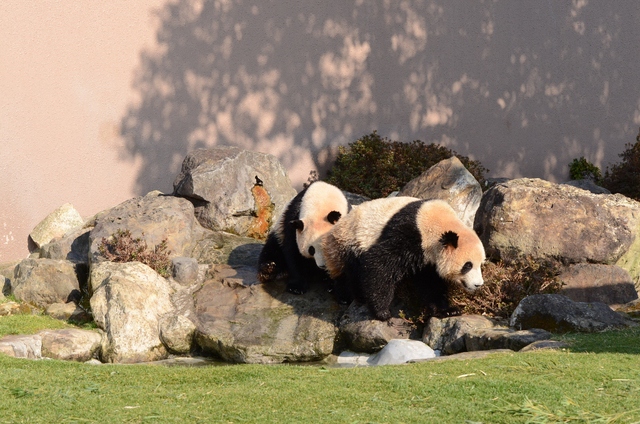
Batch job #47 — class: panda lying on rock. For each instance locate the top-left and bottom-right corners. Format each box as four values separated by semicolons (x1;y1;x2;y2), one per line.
257;181;350;294
322;196;486;321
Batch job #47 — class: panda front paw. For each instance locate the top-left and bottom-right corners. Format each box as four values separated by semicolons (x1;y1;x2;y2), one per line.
286;282;307;295
374;310;392;321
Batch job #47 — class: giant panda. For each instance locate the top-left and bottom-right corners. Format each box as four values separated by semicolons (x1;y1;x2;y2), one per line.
322;196;485;321
257;180;350;294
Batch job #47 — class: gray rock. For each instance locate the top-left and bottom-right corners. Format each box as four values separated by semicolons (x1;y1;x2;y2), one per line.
171;257;200;285
0;334;42;359
189;231;263;267
193;264;342;364
39;329;102;362
45;302;92;323
510;294;638;333
367;339;436;365
337;301;415;353
398;156;482;227
563;179;611;194
11;258;81;308
89;191;206;265
0;301;36;316
422;315;496;355
559;263;638;305
475;178;640;265
173;147;297;239
29;203;84;249
90;261;175;363
159;314;196;354
39;227;91;264
463;327;552;352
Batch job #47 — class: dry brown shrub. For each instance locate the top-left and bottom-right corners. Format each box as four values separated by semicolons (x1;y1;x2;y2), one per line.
449;256;564;319
98;229;172;278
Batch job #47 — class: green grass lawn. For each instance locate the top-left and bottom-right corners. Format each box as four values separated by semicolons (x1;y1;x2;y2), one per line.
0;311;639;423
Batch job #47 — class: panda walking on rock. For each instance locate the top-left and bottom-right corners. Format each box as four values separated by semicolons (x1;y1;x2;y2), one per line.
322;196;486;321
257;181;350;294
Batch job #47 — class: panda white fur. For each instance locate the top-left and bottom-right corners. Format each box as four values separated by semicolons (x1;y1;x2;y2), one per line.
257;180;350;294
322;196;485;320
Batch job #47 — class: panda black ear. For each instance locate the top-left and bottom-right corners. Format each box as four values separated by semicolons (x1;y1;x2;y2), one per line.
327;211;342;224
291;219;304;231
439;231;459;249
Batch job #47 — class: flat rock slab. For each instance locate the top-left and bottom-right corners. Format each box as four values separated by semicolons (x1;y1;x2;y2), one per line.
194;265;344;364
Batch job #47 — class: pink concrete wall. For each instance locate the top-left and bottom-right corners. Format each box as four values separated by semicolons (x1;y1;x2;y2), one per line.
2;1;640;263
0;1;164;262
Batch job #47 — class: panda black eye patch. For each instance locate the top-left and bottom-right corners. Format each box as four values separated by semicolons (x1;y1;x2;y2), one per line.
461;261;473;274
308;246;315;256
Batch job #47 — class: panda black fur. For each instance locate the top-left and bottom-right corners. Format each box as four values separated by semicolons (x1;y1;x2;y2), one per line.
322;196;485;321
257;181;350;294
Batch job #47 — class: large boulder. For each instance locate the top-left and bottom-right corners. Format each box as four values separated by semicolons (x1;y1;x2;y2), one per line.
90;261;175;363
89;191;206;265
11;258;81;308
173;147;297;239
558;263;638;305
29;203;84;250
510;294;637;333
398;156;482;227
475;178;640;265
193;264;342;364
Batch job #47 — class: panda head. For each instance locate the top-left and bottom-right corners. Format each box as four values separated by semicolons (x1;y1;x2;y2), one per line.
437;229;486;292
292;210;342;268
293;182;349;268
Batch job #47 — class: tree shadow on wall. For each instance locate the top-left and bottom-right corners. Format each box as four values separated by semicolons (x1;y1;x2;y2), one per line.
121;0;640;194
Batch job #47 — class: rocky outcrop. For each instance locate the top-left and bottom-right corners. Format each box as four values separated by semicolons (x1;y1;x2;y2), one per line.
2;151;639;366
399;156;482;227
173;147;296;239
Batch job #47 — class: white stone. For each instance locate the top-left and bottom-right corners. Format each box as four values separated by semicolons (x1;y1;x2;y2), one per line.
367;339;436;366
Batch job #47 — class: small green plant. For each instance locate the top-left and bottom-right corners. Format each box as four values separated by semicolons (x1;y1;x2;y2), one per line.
568;156;602;183
449;256;563;318
326;131;488;199
601;127;640;200
98;229;171;277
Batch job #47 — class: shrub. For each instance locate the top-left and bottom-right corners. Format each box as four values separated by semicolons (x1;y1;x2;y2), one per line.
98;229;172;277
326;131;488;199
601;128;640;200
568;156;602;183
449;256;563;319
